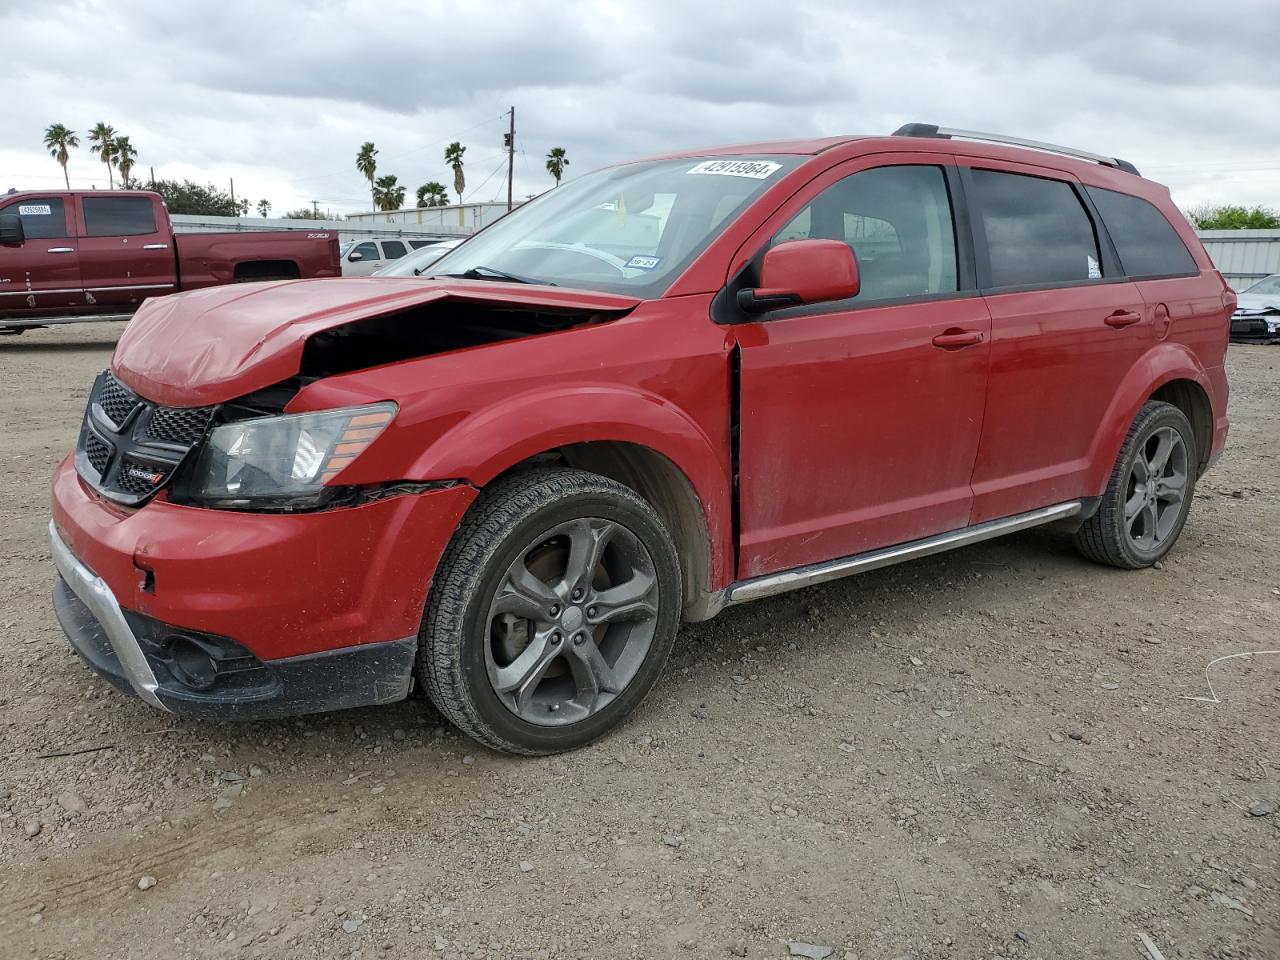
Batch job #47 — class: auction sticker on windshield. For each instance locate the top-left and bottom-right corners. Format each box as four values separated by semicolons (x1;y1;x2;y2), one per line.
687;160;782;179
18;205;51;216
624;255;662;270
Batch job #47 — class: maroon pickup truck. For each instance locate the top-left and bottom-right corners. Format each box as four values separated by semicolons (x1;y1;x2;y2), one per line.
0;190;340;330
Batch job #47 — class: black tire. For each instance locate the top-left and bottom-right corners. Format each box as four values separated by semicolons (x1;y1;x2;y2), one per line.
1075;400;1197;569
419;467;682;755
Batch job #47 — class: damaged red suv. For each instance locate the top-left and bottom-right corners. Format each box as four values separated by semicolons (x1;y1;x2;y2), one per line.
51;125;1233;754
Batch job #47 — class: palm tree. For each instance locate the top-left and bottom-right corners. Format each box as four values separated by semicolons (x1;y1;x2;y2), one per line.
545;147;569;187
416;181;449;208
445;141;466;205
373;174;406;211
88;122;117;189
356;142;378;210
257;199;271;218
43;124;79;189
113;135;138;188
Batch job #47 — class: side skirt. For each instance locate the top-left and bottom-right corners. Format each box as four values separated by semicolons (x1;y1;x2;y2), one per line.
726;501;1082;605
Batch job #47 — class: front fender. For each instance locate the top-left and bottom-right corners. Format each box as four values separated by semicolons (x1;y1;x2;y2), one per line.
401;383;735;589
1083;342;1214;494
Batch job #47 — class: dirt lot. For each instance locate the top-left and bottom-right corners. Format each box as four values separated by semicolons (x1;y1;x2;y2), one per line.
0;322;1276;960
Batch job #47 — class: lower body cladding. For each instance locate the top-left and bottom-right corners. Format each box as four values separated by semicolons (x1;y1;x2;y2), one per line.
49;457;477;719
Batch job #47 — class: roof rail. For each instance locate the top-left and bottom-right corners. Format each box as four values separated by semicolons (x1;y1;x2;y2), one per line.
892;123;1140;176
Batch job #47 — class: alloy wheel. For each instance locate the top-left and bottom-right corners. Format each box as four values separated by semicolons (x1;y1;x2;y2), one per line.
484;517;659;726
1123;426;1188;552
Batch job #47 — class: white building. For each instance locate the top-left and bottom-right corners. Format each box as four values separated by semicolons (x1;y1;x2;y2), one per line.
344;201;522;236
1197;229;1280;291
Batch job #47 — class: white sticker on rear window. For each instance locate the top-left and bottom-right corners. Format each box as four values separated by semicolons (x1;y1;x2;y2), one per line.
687;160;782;180
624;255;662;270
1087;255;1102;280
18;204;51;216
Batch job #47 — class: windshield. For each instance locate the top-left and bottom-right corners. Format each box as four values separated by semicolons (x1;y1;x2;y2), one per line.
426;155;803;295
374;241;462;277
1243;274;1280;297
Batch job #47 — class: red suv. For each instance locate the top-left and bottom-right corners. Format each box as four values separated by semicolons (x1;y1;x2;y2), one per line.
50;124;1233;754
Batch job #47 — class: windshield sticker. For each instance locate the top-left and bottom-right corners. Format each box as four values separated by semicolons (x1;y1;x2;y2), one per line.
624;255;662;271
1087;255;1102;280
18;204;51;216
687;160;782;180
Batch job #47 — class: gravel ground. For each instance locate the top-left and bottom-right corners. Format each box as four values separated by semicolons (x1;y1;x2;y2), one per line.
1;322;1276;960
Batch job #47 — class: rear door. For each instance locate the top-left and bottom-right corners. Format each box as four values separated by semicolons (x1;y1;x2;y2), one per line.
0;196;83;314
961;161;1149;522
379;239;408;262
735;155;992;578
76;195;176;310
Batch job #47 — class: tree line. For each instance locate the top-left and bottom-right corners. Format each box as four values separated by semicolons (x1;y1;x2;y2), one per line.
356;140;570;212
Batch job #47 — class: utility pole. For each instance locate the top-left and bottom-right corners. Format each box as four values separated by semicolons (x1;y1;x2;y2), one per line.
312;200;319;219
149;166;156;191
230;178;236;207
505;106;515;213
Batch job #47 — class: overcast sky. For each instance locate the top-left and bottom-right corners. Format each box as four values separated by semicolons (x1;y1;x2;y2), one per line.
2;0;1277;217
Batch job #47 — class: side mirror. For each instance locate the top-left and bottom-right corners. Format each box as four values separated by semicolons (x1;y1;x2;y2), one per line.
737;238;860;314
348;251;363;261
0;214;24;246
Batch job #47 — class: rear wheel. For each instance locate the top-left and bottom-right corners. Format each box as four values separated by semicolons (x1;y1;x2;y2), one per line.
1075;400;1197;569
419;468;681;754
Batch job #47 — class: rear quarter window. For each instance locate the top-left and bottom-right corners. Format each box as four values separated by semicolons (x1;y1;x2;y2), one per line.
1085;187;1197;279
83;196;158;237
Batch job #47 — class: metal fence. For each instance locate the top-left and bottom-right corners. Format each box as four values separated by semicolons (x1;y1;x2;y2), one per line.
169;215;460;246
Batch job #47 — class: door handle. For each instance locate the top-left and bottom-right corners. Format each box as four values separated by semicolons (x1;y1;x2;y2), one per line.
932;329;985;349
142;243;169;250
1104;310;1142;328
47;247;75;254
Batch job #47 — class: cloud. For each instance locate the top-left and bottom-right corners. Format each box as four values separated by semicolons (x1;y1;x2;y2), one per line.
1;0;1277;213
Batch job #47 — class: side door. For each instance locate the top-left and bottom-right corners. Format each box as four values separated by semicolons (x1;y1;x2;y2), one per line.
960;161;1150;522
76;195;177;310
343;240;383;275
0;196;83;314
735;156;992;579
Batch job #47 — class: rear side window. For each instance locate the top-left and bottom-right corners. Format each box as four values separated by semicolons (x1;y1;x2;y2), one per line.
772;164;958;303
2;198;69;238
380;240;407;259
970;169;1101;288
1086;187;1197;279
83;197;157;237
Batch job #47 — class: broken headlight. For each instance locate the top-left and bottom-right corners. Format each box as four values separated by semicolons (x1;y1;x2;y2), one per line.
185;403;396;509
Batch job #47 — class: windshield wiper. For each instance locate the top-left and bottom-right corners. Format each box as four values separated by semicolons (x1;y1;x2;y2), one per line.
436;265;556;286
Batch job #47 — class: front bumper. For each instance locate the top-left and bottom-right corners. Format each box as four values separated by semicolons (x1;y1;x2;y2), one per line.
49;455;477;718
52;527;417;718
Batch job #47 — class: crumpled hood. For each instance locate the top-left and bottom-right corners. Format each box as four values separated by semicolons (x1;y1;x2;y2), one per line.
1234;292;1280;314
112;277;642;407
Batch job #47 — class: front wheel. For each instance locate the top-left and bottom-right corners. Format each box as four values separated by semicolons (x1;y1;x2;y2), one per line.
1075;400;1197;569
419;468;682;754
